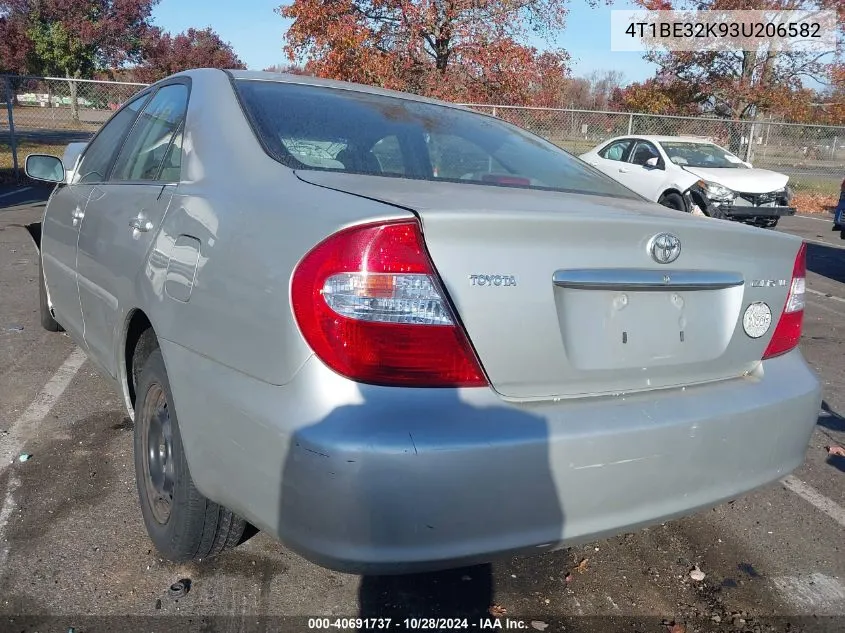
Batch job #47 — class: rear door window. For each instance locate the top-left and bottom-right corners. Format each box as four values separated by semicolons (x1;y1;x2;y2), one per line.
599;139;633;162
110;84;189;182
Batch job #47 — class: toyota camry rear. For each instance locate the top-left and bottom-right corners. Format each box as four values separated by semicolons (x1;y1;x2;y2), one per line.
33;69;820;574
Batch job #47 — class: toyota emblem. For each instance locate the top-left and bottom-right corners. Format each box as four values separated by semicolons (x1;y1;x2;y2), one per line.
648;233;681;264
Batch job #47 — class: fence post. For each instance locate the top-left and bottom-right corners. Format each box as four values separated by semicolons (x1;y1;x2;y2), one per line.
627;113;634;135
4;75;20;182
745;119;756;163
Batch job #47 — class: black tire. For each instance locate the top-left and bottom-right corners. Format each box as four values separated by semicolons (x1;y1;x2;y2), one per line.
38;256;62;332
134;348;245;562
658;192;686;212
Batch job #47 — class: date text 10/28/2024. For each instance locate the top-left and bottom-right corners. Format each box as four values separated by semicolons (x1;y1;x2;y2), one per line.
308;618;536;630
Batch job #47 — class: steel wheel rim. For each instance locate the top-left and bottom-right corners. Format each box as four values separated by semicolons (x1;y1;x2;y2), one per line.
142;384;174;525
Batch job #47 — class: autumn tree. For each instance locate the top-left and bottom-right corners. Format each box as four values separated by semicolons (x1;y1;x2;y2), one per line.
263;63;311;74
278;0;573;103
610;76;701;115
135;27;246;83
633;0;843;123
0;0;158;120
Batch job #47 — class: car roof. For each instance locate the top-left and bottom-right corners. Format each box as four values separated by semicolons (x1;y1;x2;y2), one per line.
613;134;719;144
173;68;475;113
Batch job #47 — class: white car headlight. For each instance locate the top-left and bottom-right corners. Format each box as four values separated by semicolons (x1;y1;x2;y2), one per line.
697;180;735;202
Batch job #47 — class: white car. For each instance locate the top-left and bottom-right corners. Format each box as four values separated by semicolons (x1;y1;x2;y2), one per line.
580;135;795;228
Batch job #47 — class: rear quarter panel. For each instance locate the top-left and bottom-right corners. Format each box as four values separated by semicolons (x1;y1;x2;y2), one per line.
135;70;414;387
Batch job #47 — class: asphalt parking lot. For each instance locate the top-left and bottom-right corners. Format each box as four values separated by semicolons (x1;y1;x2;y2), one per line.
1;191;844;633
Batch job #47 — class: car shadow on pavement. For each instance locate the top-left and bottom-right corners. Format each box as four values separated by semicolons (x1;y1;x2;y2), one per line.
817;400;845;434
828;454;845;473
277;385;563;621
806;243;845;285
0;182;53;211
817;402;845;473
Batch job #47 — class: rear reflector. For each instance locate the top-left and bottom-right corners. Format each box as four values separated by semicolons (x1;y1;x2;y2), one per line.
763;242;806;359
291;220;488;387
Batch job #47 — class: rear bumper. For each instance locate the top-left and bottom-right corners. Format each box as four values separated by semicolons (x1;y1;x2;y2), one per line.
161;339;821;574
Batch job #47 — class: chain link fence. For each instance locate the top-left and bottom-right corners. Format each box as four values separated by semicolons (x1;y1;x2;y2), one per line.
1;75;148;183
2;75;843;195
462;105;845;195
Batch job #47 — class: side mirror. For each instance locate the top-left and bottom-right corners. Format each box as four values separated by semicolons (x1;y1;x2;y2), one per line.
646;157;660;168
25;154;65;184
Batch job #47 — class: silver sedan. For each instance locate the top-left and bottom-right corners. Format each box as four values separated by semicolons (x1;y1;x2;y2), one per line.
24;69;821;574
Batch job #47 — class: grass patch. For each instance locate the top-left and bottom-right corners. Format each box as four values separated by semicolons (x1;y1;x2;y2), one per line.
0;140;66;183
790;177;842;197
0;140;65;168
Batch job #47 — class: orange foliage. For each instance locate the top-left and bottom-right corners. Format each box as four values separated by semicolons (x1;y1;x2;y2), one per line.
278;0;573;103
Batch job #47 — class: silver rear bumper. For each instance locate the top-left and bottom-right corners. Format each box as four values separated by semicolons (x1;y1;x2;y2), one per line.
161;340;821;574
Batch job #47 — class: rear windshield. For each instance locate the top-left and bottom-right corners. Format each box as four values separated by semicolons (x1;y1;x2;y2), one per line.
233;79;640;200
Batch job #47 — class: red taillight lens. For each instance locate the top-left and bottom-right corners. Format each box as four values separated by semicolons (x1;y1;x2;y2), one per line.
763;242;806;360
291;220;488;387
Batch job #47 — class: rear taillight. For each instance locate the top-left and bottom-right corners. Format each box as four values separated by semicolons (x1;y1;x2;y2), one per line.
763;242;806;360
291;220;488;387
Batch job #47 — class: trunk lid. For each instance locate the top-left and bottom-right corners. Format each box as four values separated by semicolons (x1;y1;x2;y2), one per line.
296;171;803;400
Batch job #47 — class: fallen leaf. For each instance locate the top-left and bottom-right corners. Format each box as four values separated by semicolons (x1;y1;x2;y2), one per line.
827;445;845;457
575;558;589;573
489;605;507;618
531;622;549;631
792;192;837;215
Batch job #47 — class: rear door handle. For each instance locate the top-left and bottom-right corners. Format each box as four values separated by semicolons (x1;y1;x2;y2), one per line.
71;207;85;226
129;212;153;233
618;168;630;173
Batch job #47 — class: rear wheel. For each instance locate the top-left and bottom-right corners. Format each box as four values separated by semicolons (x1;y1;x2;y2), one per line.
658;192;686;212
38;256;62;332
134;348;245;562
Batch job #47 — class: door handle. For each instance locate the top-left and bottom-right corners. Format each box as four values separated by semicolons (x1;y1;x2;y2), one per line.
618;168;630;173
72;207;85;226
129;213;153;233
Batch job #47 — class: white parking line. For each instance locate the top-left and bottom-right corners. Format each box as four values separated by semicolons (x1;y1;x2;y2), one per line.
0;347;87;575
0;187;32;200
0;347;88;470
781;475;845;529
807;288;845;304
795;215;835;224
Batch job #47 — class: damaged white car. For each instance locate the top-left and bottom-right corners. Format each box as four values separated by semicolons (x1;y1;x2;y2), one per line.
580;135;796;228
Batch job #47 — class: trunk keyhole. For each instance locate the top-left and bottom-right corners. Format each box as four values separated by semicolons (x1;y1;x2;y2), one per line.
622;331;628;344
680;331;685;342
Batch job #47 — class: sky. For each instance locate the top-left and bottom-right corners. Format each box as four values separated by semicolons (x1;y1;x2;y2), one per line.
150;0;658;85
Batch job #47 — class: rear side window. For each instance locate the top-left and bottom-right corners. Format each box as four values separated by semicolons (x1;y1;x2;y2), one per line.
111;84;189;182
233;79;640;200
599;139;632;162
